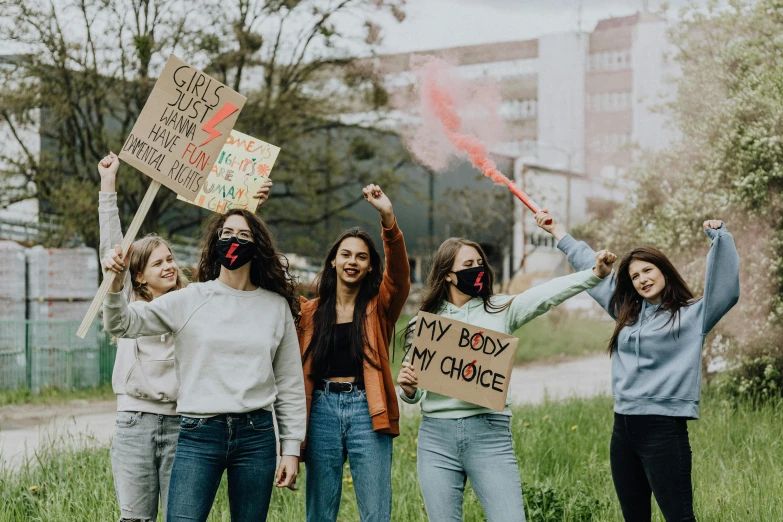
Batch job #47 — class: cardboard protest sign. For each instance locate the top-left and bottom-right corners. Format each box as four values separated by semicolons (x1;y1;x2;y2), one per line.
177;130;280;213
409;311;518;412
119;54;247;201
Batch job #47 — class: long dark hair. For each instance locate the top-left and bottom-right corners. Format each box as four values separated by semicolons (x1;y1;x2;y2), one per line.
607;246;695;355
195;209;299;321
417;237;510;315
303;228;384;378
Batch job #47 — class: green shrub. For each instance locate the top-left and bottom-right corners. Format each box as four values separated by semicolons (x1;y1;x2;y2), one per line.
713;355;783;402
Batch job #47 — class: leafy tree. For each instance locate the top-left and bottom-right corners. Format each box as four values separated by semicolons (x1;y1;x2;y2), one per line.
0;0;411;255
578;0;783;363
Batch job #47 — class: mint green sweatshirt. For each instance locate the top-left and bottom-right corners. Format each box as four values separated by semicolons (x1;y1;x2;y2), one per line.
399;269;603;418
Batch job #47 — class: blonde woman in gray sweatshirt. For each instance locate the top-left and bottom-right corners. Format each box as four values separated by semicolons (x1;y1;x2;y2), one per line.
98;152;189;522
102;201;305;522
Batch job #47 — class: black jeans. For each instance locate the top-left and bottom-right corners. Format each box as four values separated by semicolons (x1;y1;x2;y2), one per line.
610;413;696;522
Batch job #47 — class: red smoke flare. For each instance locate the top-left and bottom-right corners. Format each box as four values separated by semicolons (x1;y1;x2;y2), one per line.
415;58;546;218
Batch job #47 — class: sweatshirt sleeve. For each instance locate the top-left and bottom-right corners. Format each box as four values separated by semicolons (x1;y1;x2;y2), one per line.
378;217;411;324
557;234;617;318
506;269;604;332
98;191;132;299
103;288;186;338
398;316;426;404
701;225;740;334
272;309;307;456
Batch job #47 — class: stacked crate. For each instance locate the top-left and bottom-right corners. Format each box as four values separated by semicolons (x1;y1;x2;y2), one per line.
0;241;27;389
26;246;100;391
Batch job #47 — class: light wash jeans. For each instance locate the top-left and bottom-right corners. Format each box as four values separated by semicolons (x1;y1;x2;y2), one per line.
110;411;179;522
417;414;527;522
305;386;393;522
166;409;278;522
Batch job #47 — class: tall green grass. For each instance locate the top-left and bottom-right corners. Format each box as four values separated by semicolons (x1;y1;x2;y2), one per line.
4;392;782;521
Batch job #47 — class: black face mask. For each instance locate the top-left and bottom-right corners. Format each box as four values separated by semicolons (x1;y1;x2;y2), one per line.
216;238;254;270
452;266;488;298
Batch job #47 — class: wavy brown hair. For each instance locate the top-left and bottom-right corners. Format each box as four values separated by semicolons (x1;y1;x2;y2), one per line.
128;235;188;302
195;209;299;320
607;246;695;355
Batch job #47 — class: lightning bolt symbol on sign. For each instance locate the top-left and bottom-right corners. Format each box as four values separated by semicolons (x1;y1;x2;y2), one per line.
473;271;484;293
199;102;239;147
225;242;239;265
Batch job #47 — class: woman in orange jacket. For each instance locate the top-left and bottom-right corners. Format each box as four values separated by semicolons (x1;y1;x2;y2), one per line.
297;184;410;522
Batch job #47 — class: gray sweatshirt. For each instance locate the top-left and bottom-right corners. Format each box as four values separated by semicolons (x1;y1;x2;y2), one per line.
557;225;740;419
99;192;178;416
103;280;306;455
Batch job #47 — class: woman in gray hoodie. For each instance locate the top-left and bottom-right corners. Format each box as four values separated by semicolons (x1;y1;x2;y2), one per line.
536;211;740;522
98;152;189;522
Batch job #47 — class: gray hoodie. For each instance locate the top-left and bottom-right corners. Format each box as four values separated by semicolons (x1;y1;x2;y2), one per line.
99;192;178;415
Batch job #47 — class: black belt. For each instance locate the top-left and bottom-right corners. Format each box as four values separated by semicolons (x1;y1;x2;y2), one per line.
316;380;364;393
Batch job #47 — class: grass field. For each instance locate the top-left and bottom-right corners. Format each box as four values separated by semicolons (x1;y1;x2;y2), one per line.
4;391;782;521
0;384;115;408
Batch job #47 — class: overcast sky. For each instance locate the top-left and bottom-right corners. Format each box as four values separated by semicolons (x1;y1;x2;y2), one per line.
373;0;699;54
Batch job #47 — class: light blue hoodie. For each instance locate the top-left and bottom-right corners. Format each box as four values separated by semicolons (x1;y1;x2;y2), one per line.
557;225;740;419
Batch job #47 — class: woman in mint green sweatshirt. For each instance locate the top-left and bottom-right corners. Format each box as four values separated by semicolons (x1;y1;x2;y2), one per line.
535;212;740;522
397;237;615;522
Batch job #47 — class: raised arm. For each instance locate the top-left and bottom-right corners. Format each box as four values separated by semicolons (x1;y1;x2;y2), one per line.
536;210;617;318
505;251;613;332
97;153;133;297
363;184;411;324
700;220;740;334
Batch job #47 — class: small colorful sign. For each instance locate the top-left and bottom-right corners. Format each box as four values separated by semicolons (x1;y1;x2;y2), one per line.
178;130;280;213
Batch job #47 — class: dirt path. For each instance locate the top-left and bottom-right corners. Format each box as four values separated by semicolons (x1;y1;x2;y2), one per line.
0;355;611;470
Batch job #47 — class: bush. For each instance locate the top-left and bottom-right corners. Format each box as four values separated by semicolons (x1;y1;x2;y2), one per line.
713;354;783;402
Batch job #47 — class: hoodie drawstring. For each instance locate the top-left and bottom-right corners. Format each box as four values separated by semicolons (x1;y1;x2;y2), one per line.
633;300;648;368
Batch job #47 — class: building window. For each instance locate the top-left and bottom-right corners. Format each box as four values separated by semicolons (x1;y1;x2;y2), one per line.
592;133;632;152
588;50;632;72
501;99;537;120
586;91;631;112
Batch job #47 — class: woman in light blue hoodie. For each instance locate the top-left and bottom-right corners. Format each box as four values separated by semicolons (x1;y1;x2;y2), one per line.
397;237;616;522
536;212;740;522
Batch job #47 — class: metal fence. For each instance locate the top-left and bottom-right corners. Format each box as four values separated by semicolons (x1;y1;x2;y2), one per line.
0;320;116;392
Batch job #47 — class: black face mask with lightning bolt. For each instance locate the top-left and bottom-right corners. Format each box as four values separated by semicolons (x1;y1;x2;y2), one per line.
452;266;488;298
216;238;254;270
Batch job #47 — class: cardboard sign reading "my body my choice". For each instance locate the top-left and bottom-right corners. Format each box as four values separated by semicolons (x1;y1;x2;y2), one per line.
410;311;518;412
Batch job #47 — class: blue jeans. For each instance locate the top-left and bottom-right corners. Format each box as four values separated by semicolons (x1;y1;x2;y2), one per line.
111;412;179;522
166;409;277;522
417;414;526;522
304;386;393;522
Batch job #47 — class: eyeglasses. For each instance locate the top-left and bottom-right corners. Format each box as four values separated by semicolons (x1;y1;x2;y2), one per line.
217;228;253;244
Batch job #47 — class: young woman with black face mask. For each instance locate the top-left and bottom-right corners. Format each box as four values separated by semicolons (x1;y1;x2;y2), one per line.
397;237;616;522
102;208;305;522
535;211;740;522
297;184;410;522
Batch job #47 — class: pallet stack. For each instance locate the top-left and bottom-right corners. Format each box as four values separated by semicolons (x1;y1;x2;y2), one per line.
0;241;27;389
25;246;100;391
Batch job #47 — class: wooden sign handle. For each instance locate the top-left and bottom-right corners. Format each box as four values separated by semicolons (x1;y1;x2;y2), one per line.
76;181;162;339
